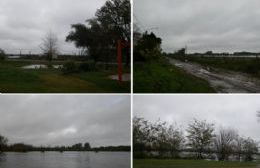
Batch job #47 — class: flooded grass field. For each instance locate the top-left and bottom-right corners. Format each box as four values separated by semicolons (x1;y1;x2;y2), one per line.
0;60;130;93
0;152;130;168
134;159;259;168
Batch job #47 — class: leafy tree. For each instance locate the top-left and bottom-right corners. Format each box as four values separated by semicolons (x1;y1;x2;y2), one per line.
186;119;215;159
134;31;162;62
243;137;258;161
164;124;185;158
133;117;151;158
66;0;130;65
133;117;184;158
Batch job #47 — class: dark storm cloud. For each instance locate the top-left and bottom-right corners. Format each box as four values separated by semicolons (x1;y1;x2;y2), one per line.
0;0;106;54
0;95;130;147
134;95;260;141
134;0;260;53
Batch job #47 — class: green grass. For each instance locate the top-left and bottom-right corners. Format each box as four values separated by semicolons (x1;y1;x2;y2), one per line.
134;159;258;168
0;60;130;93
134;62;215;93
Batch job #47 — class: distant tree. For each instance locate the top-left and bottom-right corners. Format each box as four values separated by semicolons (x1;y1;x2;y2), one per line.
71;143;83;151
41;31;59;62
186;119;215;159
214;128;237;161
175;48;186;56
84;142;91;150
10;143;33;152
243;137;258;161
0;134;8;152
0;49;6;61
205;51;213;55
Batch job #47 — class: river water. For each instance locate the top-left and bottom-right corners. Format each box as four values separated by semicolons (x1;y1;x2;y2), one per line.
0;152;130;168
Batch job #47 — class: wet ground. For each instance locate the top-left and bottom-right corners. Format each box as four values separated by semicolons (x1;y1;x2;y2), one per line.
22;64;63;69
109;74;131;82
169;58;260;93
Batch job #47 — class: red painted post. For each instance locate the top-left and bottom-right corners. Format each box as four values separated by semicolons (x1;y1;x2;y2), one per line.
117;40;123;84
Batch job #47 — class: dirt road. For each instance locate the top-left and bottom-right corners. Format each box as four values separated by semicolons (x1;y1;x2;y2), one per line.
168;58;260;93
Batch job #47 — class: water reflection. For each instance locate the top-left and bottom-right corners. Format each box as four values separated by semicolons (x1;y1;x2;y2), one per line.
22;64;63;69
0;152;130;168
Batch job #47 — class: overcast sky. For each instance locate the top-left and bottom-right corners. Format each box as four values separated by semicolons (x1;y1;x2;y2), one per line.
0;95;130;147
134;95;260;141
134;0;260;53
0;0;106;54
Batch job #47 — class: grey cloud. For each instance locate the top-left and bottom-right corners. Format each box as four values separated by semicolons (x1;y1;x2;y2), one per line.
134;0;260;53
134;95;260;141
0;95;130;147
0;0;106;54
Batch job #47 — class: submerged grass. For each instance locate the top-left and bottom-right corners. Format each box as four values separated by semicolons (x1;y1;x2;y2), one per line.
0;60;130;93
134;159;258;168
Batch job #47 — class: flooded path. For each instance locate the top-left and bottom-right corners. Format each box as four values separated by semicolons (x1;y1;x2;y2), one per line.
169;58;260;93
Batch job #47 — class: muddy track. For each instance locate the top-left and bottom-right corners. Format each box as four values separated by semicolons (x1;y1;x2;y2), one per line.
168;58;260;93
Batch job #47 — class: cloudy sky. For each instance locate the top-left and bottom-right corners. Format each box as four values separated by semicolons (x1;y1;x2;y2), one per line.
0;0;106;54
134;95;260;141
134;0;260;53
0;95;130;147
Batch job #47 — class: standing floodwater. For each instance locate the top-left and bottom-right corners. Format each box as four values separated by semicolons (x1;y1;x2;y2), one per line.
0;152;130;168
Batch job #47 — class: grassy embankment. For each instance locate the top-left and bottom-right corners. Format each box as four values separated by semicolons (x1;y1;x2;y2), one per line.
0;60;130;93
134;60;215;93
172;56;260;77
134;159;258;168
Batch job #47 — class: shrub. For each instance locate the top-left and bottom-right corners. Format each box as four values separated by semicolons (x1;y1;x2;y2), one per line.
78;60;96;72
62;61;78;74
0;49;6;61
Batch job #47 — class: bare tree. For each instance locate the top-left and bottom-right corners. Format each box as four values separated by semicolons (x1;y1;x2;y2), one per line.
40;31;59;62
234;135;244;161
186;119;215;159
214;128;237;161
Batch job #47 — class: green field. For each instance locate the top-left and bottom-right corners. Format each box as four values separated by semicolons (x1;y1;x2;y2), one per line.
134;159;258;168
0;60;130;93
134;62;215;93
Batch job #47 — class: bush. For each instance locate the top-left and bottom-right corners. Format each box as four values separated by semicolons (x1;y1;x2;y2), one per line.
62;61;78;74
78;61;96;72
0;49;6;61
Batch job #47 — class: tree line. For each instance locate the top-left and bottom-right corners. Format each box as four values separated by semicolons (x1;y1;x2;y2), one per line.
133;117;258;161
0;135;130;153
